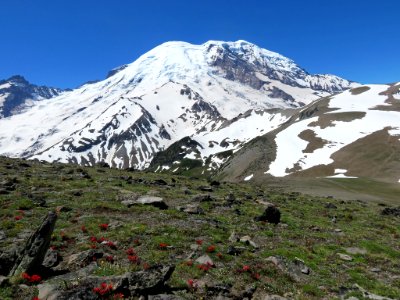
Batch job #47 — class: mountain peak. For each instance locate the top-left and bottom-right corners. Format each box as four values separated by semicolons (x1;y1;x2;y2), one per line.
0;39;359;170
5;75;29;85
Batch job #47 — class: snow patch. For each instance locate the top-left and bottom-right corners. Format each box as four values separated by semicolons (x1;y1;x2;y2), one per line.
244;174;254;181
326;174;358;179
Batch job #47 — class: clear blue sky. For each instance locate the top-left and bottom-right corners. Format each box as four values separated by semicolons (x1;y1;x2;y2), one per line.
0;0;398;88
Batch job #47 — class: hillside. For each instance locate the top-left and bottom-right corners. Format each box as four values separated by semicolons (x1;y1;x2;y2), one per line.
0;157;399;299
218;83;400;183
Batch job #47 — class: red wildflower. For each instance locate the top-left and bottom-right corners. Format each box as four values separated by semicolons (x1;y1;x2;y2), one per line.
128;255;140;264
216;252;223;259
251;272;261;280
126;248;135;256
113;293;124;299
32;297;40;300
195;239;203;245
90;244;97;249
22;273;41;284
242;265;251;272
99;237;106;242
133;239;141;246
206;245;216;253
106;241;117;250
93;282;113;296
90;236;97;243
15;215;23;221
105;255;114;263
187;279;195;288
30;274;42;283
142;262;150;270
197;262;213;272
158;243;168;249
99;223;109;231
81;225;87;233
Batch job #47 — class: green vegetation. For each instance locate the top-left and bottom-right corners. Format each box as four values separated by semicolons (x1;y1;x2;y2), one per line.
0;156;398;299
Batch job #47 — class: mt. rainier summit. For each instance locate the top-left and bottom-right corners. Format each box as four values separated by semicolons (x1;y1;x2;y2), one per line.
0;40;359;173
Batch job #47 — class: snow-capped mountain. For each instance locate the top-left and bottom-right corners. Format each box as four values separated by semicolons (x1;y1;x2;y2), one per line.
0;40;357;169
219;83;400;182
0;75;63;118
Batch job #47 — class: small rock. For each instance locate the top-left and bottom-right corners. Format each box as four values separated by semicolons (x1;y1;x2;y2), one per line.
240;236;259;248
148;295;184;300
254;205;281;224
309;226;321;231
225;193;235;202
227;246;243;256
121;199;137;207
381;207;400;217
178;204;204;214
325;202;337;209
209;180;221;187
108;220;123;230
0;275;9;287
186;251;197;260
228;231;239;243
195;255;214;266
67;249;103;270
135;196;168;210
127;264;175;295
182;188;191;195
190;244;200;251
0;188;9;195
55;206;72;213
153;179;168;185
334;228;342;233
370;268;381;273
337;253;353;261
266;256;311;282
239;235;252;243
72;190;82;197
345;247;367;255
198;186;213;192
38;282;61;300
245;193;252;199
43;249;61;268
192;194;214;202
263;295;288;300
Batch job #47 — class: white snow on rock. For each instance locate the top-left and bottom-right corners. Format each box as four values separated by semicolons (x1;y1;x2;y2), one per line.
244;174;254;181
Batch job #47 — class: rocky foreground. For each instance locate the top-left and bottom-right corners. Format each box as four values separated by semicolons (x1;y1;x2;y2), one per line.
0;157;399;299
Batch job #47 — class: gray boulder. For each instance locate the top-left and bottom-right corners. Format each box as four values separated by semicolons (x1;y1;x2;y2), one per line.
9;211;57;276
266;256;310;282
135;196;168;210
127;264;175;295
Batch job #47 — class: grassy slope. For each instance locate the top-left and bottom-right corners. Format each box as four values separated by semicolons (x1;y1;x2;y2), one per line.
0;157;399;299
